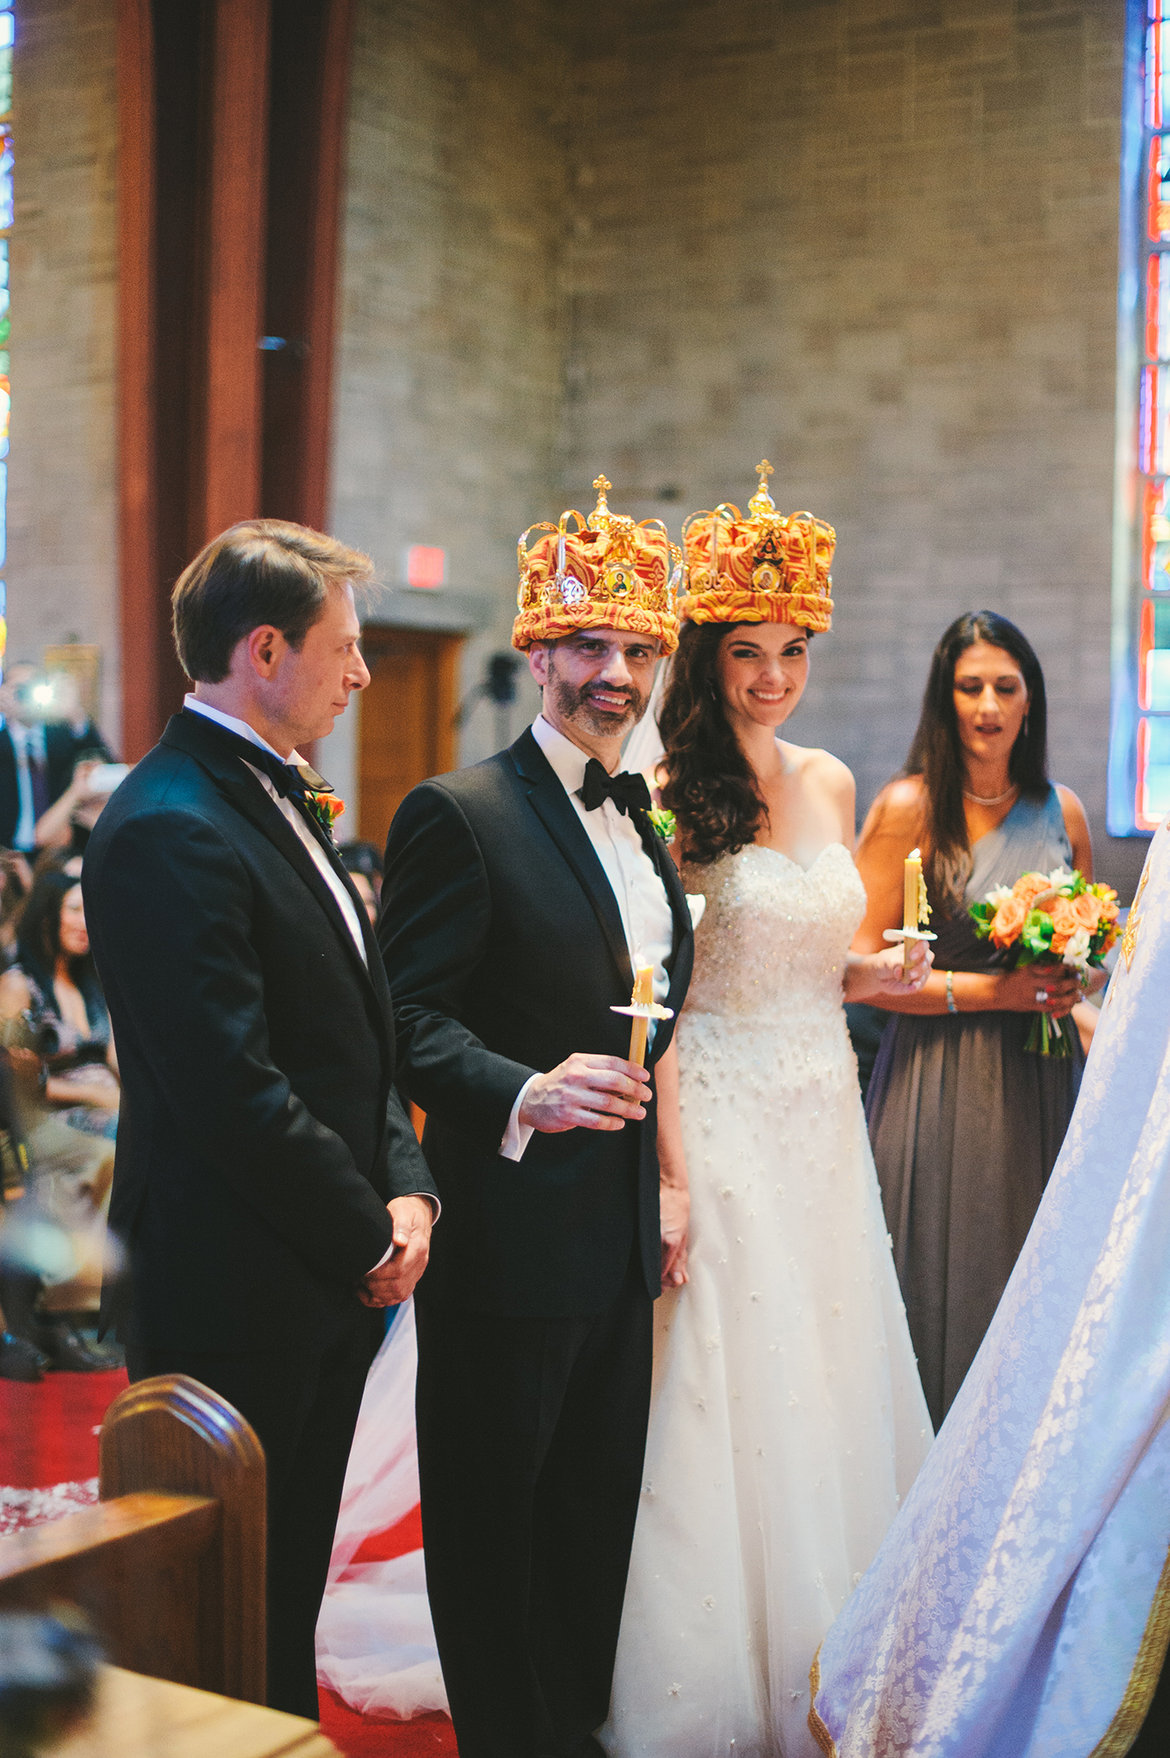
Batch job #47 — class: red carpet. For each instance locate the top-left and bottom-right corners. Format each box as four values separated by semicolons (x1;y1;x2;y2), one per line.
0;1366;126;1490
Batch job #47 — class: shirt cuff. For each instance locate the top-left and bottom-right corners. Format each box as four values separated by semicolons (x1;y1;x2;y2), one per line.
367;1192;441;1273
499;1075;538;1162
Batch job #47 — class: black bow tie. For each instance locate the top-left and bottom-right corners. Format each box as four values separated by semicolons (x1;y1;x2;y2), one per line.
579;757;652;817
245;744;333;808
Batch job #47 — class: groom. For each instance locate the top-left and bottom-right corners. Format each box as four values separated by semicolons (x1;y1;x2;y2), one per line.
380;480;694;1758
83;520;438;1717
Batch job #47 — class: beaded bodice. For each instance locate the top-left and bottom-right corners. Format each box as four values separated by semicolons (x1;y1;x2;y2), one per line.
682;842;866;1027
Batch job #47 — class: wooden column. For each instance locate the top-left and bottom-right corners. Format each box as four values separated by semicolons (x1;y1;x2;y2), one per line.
200;0;271;543
263;0;356;532
116;0;354;759
115;0;161;762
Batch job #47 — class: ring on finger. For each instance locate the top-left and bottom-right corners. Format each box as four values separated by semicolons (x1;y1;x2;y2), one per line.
1034;989;1047;1004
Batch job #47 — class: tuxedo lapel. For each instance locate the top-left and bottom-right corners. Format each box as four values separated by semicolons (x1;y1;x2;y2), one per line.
161;713;384;1008
509;729;634;995
639;817;692;969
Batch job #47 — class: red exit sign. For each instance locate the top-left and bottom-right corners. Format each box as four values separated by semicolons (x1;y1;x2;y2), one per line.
406;545;446;590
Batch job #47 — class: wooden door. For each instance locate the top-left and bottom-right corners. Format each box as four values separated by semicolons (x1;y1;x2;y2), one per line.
357;627;463;845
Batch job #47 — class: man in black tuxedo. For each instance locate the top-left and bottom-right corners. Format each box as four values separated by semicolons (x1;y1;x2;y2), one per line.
82;520;438;1718
380;481;693;1758
0;661;113;852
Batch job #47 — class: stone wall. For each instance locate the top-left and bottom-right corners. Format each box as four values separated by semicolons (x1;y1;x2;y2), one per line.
322;0;567;795
9;0;119;740
558;0;1138;889
5;0;1147;890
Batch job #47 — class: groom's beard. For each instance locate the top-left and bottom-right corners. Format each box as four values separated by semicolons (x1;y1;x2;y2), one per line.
545;662;651;744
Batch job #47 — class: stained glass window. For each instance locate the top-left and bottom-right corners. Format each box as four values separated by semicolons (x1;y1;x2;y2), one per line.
1112;0;1170;831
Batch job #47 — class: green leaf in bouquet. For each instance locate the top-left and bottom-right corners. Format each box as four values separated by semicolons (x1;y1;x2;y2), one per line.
1020;913;1054;957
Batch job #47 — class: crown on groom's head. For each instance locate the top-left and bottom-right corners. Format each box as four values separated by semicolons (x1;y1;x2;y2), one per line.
512;476;682;654
680;461;836;633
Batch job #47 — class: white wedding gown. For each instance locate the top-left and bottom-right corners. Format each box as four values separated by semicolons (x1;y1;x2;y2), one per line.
600;843;932;1758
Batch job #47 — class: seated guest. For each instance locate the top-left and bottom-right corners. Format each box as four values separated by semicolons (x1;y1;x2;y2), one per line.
338;840;382;925
0;850;30;967
0;663;113;855
0;1049;49;1381
0;868;117;1368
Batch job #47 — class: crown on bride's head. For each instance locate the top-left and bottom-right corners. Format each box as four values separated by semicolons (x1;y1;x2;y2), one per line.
680;461;836;632
512;476;682;653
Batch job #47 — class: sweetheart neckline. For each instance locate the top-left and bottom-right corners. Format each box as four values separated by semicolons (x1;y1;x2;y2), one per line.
709;840;846;875
742;841;852;876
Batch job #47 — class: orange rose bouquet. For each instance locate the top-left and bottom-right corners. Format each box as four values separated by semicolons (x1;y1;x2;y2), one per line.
969;867;1120;1055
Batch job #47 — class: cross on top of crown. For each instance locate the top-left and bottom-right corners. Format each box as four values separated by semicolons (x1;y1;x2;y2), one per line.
749;459;777;518
590;475;613;526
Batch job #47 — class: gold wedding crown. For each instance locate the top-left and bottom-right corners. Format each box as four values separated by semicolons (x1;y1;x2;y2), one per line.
512;476;682;653
680;461;836;632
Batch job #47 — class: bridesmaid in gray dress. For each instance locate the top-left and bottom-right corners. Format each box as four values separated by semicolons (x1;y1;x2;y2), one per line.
852;612;1100;1429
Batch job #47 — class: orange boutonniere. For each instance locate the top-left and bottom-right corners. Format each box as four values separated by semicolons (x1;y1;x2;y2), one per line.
308;790;345;841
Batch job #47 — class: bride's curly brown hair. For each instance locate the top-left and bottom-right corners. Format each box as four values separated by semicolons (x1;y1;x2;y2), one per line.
658;621;767;865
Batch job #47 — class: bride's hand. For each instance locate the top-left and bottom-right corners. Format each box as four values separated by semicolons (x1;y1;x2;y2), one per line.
848;941;933;1001
660;1182;689;1290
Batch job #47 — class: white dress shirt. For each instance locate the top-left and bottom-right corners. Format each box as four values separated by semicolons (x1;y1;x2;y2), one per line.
500;715;675;1161
183;696;367;964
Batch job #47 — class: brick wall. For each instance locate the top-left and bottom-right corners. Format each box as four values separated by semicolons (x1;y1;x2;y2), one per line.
324;0;566;791
5;0;1147;892
557;0;1139;891
8;0;119;740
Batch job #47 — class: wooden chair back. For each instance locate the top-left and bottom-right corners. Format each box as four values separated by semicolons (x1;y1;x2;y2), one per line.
0;1374;266;1702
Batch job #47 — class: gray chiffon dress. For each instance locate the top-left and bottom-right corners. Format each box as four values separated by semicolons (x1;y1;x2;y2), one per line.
865;786;1085;1430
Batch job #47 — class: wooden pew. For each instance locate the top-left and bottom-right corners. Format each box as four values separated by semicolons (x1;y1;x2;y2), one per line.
0;1374;267;1703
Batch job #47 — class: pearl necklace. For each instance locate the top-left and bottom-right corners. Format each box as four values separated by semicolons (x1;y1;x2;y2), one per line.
963;783;1017;806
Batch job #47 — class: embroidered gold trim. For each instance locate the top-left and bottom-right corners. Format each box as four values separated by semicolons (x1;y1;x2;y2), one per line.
1088;1537;1170;1757
1082;1532;1166;1750
1121;864;1150;972
804;1537;1170;1758
807;1647;838;1756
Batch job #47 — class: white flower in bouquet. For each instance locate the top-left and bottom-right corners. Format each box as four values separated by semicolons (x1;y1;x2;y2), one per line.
1047;866;1077;891
1062;927;1092;970
986;884;1014;907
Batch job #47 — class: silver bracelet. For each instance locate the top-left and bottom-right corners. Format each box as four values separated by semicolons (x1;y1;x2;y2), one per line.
945;970;958;1014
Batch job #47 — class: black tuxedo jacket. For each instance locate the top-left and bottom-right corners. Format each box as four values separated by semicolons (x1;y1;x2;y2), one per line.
380;727;694;1319
82;709;436;1353
0;719;112;847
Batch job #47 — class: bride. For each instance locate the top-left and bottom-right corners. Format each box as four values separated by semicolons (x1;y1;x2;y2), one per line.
600;469;933;1758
